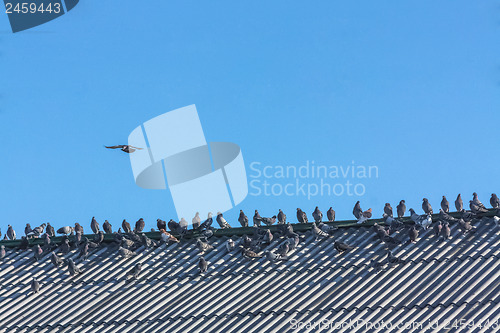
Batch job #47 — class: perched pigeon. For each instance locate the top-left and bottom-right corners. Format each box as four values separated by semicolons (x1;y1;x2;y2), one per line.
409;208;425;225
318;222;338;235
91;217;100;234
422;198;433;215
458;219;474;234
192;213;201;229
200;227;215;240
216;212;231;229
455;194;463;212
296;208;308;223
311;222;329;241
94;231;104;244
25;224;33;236
384;203;393;217
159;230;179;243
312;207;323;222
122;219;132;233
362;208;372;219
439;209;459;224
74;223;84;235
226;239;235;252
134;218;145;233
490;194;500;209
199;213;213;230
408;225;418;243
157;219;167;231
238;210;249;227
0;245;5;259
386;250;406;266
287;235;299;251
397;200;406;218
33;244;43;261
198;257;208;273
32;223;46;237
441;196;450;213
50;252;63;267
470;201;488;214
353;201;362;219
253;210;262;227
440;221;451;240
141;233;157;248
276;240;290;256
370;259;385;272
241;246;262;258
31;277;40;294
128;263;142;280
433;221;442;237
7;225;16;240
67;258;82;276
179;218;188;230
262;229;273;244
19;236;29;249
472;192;486;209
277;209;286;224
46;223;55;237
420;214;432;229
265;250;288;263
196;238;213;253
78;243;89;260
334;241;353;254
60;239;71;253
372;223;388;239
259;216;277;226
118;247;137;258
57;226;74;236
103;220;113;234
326;207;335;222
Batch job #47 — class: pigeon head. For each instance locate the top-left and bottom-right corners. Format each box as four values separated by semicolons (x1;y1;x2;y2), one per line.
423;198;428;202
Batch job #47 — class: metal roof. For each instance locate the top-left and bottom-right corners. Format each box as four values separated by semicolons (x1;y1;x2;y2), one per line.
0;215;498;332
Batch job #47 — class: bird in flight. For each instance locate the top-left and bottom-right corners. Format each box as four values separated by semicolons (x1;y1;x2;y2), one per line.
104;145;144;153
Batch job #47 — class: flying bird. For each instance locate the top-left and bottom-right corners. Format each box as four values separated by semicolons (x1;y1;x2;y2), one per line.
384;203;393;217
312;207;323;222
105;145;143;153
326;207;335;222
441;196;450;213
422;198;433;215
455;194;463;212
397;200;406;218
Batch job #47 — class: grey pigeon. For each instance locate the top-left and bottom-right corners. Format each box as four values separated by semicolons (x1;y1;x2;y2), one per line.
105;144;143;153
128;263;142;280
334;241;353;254
91;217;100;234
196;238;213;253
134;218;145;233
408;225;418;243
384;203;393;217
318;222;338;235
386;250;406;266
352;201;362;219
259;215;277;226
311;222;329;241
31;277;40;294
33;244;43;261
470;200;488;214
67;258;82;276
199;213;213;230
472;192;486;209
0;245;5;259
46;223;55;237
262;229;273;244
118;247;136;258
440;221;451;240
238;210;249;227
490;194;500;209
57;226;74;236
19;236;29;249
7;225;16;240
458;219;474;234
296;208;308;223
60;239;71;253
32;223;46;237
276;240;290;256
326;207;335;222
50;252;63;267
94;231;104;244
397;200;406;218
439;209;459;224
312;207;323;222
265;250;288;263
141;233;157;248
241;246;262;258
192;213;201;229
441;196;450;213
226;239;235;252
103;220;113;234
433;221;442;237
156;219;166;231
455;194;463;212
198;257;208;273
179;218;189;230
78;243;89;260
253;210;262;227
74;223;84;235
216;212;231;229
287;235;299;251
277;209;286;224
422;198;433;215
370;260;385;272
25;224;32;236
122;219;132;233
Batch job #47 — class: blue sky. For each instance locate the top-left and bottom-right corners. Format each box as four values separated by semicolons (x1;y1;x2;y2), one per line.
0;1;499;233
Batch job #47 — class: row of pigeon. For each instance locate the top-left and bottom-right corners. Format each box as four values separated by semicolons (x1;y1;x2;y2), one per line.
1;192;497;294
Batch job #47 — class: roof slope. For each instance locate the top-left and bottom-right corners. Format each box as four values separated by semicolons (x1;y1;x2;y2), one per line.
0;217;498;333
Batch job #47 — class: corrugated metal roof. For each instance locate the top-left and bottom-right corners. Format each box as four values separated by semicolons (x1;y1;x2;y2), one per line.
0;215;498;333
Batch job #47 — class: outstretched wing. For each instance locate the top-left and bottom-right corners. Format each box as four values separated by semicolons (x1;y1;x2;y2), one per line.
105;145;126;149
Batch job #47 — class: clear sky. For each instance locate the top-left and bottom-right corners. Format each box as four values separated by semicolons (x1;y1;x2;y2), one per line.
1;1;499;233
